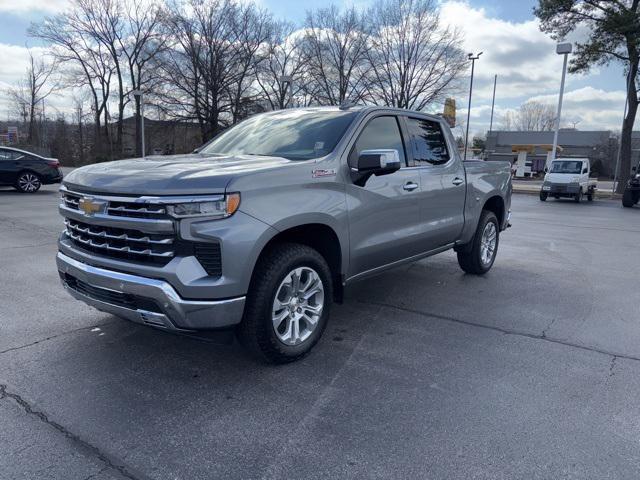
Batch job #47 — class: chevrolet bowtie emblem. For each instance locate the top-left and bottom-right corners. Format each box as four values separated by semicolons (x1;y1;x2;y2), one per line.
78;197;107;216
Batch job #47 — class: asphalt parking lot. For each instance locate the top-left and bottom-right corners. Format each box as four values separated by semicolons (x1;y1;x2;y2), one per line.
1;184;639;480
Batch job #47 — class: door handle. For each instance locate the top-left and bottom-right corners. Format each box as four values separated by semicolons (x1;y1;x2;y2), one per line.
403;181;419;192
452;177;464;186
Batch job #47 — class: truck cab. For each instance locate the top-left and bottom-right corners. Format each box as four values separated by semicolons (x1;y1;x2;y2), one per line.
540;158;597;203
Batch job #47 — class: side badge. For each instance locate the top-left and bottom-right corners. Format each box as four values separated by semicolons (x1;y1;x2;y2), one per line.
312;168;337;178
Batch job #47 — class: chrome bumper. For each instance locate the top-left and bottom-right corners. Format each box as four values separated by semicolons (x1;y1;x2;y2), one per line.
57;252;245;331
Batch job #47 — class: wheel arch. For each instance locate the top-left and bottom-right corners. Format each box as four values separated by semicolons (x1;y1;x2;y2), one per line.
251;222;344;303
482;195;505;228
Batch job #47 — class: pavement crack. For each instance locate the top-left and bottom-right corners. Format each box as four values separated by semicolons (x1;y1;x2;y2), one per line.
0;321;117;356
609;356;618;377
541;317;556;339
358;300;640;364
0;383;148;480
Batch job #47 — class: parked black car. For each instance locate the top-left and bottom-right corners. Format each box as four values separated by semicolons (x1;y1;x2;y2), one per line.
0;147;63;193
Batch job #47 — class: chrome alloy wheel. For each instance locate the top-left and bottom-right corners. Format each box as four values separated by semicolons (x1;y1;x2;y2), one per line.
272;267;324;346
18;173;40;192
480;222;497;266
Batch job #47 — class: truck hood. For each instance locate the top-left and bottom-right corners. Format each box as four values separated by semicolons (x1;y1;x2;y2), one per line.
63;153;295;195
544;173;581;184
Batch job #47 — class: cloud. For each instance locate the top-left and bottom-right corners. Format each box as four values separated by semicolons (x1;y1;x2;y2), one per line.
439;1;624;134
0;0;69;14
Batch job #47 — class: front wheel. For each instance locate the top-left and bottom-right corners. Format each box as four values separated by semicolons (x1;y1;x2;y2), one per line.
539;191;548;201
574;188;583;203
15;172;41;193
237;243;332;364
457;210;499;275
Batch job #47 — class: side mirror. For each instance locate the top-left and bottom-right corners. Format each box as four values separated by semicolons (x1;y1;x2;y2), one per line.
633;166;637;173
582;168;588;174
354;149;401;176
544;167;548;173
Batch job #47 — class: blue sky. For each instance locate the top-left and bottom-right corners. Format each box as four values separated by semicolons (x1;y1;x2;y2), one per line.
0;0;628;135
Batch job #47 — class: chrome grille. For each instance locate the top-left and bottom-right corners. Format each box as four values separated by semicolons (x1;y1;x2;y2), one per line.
107;201;167;219
61;190;168;219
62;190;81;210
64;219;175;264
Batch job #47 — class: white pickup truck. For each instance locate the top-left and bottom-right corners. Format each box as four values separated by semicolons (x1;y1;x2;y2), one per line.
540;158;597;203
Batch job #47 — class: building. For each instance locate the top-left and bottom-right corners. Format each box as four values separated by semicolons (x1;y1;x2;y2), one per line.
485;130;618;178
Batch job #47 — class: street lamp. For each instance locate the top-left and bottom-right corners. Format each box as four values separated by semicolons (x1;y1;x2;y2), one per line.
550;42;572;164
131;89;145;157
464;52;482;161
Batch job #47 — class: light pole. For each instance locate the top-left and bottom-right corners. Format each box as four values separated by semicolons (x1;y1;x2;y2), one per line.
550;42;572;164
488;74;497;134
464;52;482;161
131;90;145;157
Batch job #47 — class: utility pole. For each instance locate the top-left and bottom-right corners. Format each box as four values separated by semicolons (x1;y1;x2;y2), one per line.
612;70;632;193
464;52;482;161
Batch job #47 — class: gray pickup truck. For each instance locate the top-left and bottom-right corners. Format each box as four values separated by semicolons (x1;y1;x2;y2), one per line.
57;106;512;363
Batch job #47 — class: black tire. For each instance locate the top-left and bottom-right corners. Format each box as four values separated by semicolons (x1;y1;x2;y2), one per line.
587;193;594;202
574;188;583;203
539;191;548;201
15;171;41;193
457;210;499;275
237;243;332;364
622;189;635;208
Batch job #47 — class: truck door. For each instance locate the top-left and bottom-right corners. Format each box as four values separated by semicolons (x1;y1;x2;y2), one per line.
345;115;424;277
404;117;466;250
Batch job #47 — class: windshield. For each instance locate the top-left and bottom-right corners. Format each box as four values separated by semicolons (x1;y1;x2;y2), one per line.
550;160;584;174
200;109;358;161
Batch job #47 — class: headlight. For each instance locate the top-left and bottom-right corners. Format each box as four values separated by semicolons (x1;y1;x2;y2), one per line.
571;177;580;183
167;193;240;219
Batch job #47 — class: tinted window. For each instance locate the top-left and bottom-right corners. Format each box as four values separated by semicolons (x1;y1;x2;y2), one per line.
407;118;449;166
349;116;406;167
201;110;357;161
0;150;24;161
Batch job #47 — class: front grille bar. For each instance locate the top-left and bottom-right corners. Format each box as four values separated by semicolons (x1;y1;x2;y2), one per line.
64;219;173;245
66;230;174;258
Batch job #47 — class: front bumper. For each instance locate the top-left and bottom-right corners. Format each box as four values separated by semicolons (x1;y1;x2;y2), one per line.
542;182;580;195
57;252;245;331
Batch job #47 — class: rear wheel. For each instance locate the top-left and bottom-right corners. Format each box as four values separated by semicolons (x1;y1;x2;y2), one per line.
15;172;41;193
622;189;635;208
237;243;332;364
457;210;499;275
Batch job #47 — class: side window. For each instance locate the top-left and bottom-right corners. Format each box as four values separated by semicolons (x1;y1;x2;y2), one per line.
406;117;450;166
349;116;406;168
0;150;12;160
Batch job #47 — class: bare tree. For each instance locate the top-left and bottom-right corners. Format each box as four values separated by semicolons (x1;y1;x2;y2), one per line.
31;8;115;159
514;101;557;131
365;0;466;110
226;4;273;123
118;0;167;156
302;6;370;105
7;50;58;144
160;0;243;141
255;21;307;110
